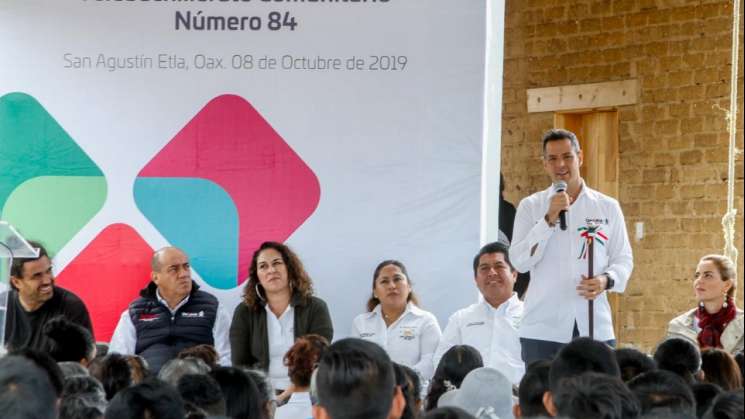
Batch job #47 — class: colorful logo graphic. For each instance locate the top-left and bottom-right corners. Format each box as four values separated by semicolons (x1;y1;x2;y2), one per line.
1;92;320;340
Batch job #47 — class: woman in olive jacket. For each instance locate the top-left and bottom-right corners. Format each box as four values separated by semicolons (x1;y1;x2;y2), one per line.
230;241;333;391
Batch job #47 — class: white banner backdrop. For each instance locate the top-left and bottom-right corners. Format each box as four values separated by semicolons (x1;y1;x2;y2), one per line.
0;0;496;342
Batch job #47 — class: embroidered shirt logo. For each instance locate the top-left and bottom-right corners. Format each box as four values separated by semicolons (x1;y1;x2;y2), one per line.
399;327;416;341
181;310;205;318
360;332;375;338
466;321;485;327
138;313;159;322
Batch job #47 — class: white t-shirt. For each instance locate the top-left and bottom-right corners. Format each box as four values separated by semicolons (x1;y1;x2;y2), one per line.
351;302;442;379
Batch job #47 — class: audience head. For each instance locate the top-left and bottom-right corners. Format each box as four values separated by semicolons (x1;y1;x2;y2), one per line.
244;369;276;419
422;407;476;419
367;260;420;311
158;356;210;387
627;369;695;416
472;241;517;306
90;353;132;401
700;348;743;391
691;382;723;419
177;373;226;417
437;367;513;419
10;347;65;398
653;338;701;384
615;347;657;382
125;355;150;384
178;344;219;370
284;334;330;388
515;360;551;418
105;377;185;419
702;390;744;419
60;375;107;419
0;356;57;419
735;351;744;385
42;315;96;364
696;254;737;301
315;338;404;419
426;344;484;411
209;366;265;419
394;363;422;419
551;372;640;419
245;241;314;308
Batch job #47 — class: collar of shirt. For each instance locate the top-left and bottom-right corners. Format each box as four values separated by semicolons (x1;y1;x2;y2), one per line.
155;289;190;315
265;302;294;321
480;292;519;316
367;301;423;320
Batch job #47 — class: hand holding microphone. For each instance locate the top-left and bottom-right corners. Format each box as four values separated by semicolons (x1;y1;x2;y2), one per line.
546;181;570;230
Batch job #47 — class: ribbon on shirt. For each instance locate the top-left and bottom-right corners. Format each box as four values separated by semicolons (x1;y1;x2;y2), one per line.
577;224;607;260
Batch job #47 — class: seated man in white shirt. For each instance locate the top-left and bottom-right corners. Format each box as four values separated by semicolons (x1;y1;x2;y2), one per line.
108;247;231;372
433;242;524;385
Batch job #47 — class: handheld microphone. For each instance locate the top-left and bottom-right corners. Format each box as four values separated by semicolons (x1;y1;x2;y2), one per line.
553;181;568;231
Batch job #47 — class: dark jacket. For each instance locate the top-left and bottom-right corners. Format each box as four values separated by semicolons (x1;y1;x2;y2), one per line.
229;294;333;371
129;281;217;373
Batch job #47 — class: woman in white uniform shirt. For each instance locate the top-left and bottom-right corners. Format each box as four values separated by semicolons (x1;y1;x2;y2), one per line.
351;260;442;379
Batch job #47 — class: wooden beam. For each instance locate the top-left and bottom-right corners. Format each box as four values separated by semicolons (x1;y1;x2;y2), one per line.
527;80;639;113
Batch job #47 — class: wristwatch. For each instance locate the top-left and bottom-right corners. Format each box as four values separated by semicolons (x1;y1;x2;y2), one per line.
604;273;615;291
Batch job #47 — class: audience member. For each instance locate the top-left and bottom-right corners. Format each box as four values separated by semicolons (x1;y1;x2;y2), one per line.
178;344;220;369
352;259;442;380
702;390;744;419
230;241;333;392
159;356;211;387
276;334;330;418
245;369;277;419
425;345;484;411
314;338;404;419
668;254;743;355
210;366;267;419
177;373;226;417
653;338;702;384
514;360;551;418
3;241;93;351
0;355;57;419
42;315;96;365
422;407;476;419
90;353;132;401
543;337;620;414
10;347;65;398
691;382;723;419
109;247;231;372
700;348;743;390
551;372;640;419
59;375;107;419
627;370;695;416
437;367;513;419
394;363;423;419
125;354;150;383
105;377;185;419
615;347;657;382
435;242;525;385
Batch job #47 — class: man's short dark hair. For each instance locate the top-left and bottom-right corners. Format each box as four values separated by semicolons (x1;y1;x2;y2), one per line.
89;353;133;401
653;338;700;384
10;348;65;397
548;337;620;393
518;360;551;417
692;382;723;419
177;373;226;417
703;390;744;419
9;240;48;290
209;366;265;419
0;356;57;419
541;128;581;155
472;241;513;277
43;315;95;363
316;338;396;419
627;370;695;416
615;347;657;382
553;372;640;419
60;375;108;419
105;378;185;419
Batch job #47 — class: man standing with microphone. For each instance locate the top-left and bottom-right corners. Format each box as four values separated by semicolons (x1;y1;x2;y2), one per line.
510;129;633;366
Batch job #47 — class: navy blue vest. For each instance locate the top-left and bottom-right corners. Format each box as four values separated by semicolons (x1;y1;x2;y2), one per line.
128;282;217;373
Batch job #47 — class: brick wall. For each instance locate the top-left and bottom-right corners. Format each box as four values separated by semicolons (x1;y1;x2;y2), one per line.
502;0;744;351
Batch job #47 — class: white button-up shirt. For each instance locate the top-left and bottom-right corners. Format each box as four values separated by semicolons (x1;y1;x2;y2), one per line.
108;289;232;366
433;293;524;385
351;302;442;379
267;304;295;391
510;181;633;343
275;391;312;419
